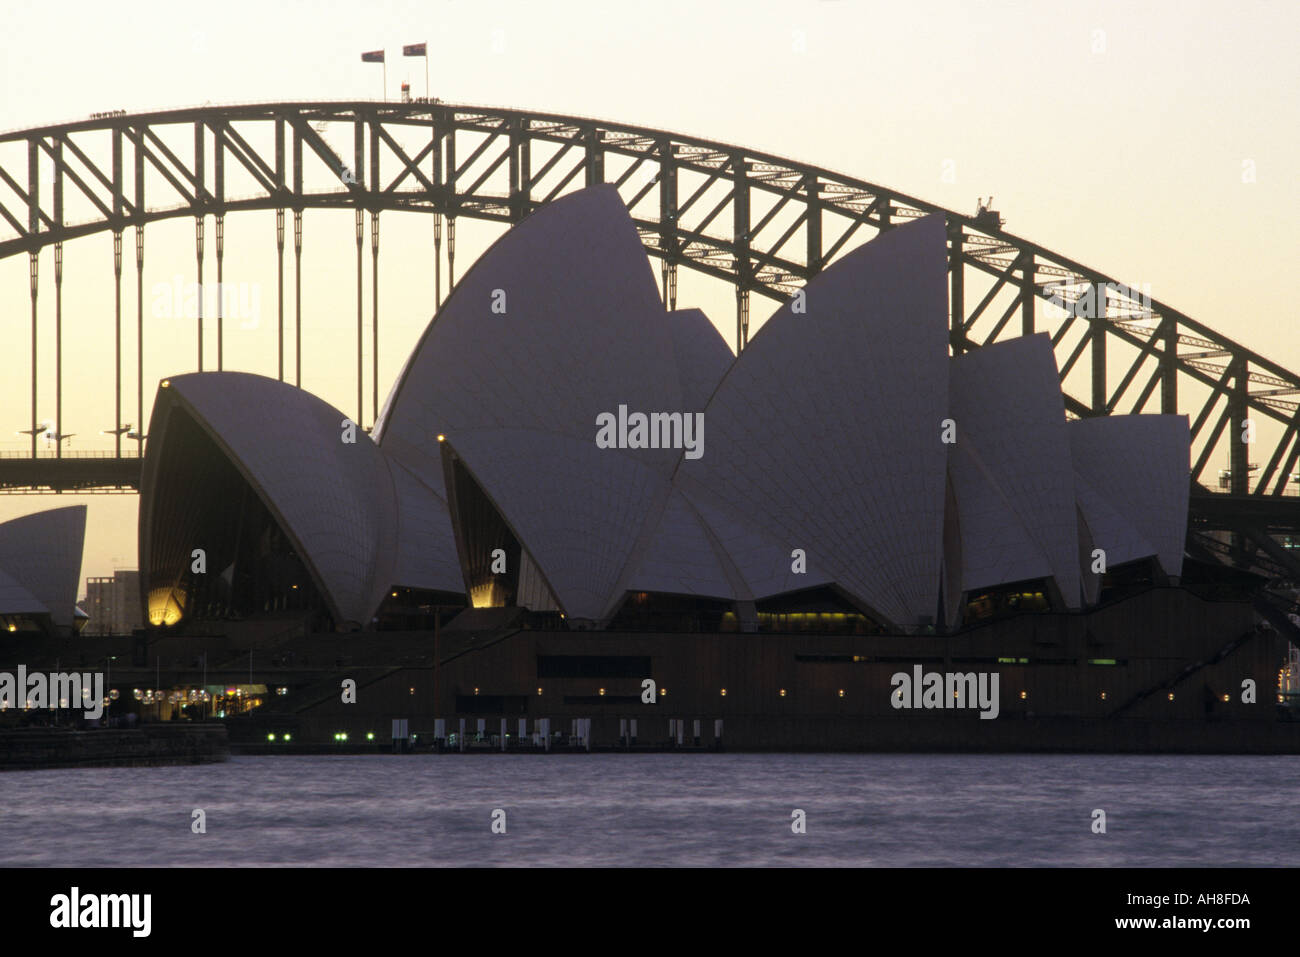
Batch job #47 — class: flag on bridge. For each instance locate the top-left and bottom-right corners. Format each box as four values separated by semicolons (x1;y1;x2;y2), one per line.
404;42;430;101
361;50;385;63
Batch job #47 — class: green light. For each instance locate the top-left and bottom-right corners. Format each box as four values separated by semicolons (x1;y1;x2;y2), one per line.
366;732;375;741
267;733;276;741
283;734;291;742
1088;658;1118;665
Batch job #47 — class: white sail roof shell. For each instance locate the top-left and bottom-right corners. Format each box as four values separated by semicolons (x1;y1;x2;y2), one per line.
667;308;734;410
624;489;746;600
1072;467;1159;573
446;429;671;620
385;456;465;593
375;185;686;480
1068;415;1190;578
154;373;398;626
0;568;47;618
948;334;1082;605
0;506;86;628
377;187;711;620
948;441;1055;593
677;215;951;626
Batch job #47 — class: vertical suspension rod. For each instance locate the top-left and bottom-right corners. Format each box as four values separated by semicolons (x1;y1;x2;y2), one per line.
447;216;456;292
195;216;204;372
736;287;750;352
53;136;64;463
294;210;303;387
433;120;443;312
135;226;144;455
355;207;363;427
371;211;379;427
276;208;285;381
28;251;37;457
215;214;225;371
54;242;62;460
113;229;123;457
434;213;442;310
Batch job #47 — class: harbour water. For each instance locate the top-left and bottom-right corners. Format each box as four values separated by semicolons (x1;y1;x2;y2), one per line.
1;753;1295;867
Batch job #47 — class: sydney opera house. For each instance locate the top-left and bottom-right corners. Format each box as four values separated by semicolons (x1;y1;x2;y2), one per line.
140;185;1191;634
129;185;1282;749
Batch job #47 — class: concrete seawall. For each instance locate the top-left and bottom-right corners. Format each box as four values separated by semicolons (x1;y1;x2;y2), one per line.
0;724;229;770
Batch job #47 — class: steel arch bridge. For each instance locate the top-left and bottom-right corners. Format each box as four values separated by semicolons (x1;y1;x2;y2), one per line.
1;100;1297;565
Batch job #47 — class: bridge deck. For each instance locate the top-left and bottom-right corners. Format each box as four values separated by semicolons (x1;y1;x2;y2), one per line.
0;452;141;493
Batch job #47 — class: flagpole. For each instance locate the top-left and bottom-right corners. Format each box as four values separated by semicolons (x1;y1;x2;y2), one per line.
383;61;387;100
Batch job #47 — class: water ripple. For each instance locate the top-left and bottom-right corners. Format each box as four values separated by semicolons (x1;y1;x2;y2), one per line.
0;754;1295;867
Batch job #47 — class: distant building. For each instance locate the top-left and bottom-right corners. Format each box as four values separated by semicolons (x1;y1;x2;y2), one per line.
84;570;142;635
